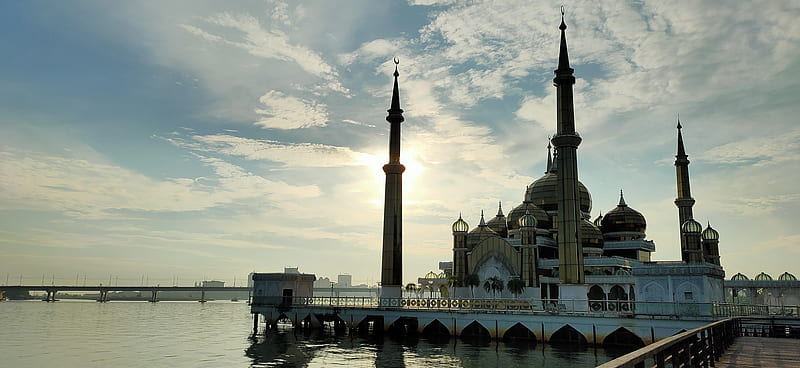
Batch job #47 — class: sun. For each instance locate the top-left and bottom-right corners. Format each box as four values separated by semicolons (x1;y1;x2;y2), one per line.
357;146;427;206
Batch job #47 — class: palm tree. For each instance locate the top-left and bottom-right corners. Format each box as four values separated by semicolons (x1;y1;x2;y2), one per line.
489;276;504;298
465;274;480;298
507;278;525;299
483;279;492;297
446;275;457;298
405;283;418;298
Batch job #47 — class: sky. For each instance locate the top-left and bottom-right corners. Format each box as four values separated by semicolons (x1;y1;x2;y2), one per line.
1;0;799;287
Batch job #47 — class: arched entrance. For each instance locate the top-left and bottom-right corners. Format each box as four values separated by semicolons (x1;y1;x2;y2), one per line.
460;321;491;344
603;327;644;350
421;319;450;340
502;323;537;345
549;325;587;346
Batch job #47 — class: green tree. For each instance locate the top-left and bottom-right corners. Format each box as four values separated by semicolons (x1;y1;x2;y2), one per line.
465;274;480;298
507;278;525;298
405;283;419;298
489;276;504;298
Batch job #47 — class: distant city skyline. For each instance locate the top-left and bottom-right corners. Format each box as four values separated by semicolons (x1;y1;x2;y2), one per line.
1;1;798;286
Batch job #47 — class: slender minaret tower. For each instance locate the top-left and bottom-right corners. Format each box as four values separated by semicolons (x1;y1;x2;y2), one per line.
674;117;696;259
380;58;405;299
551;9;584;284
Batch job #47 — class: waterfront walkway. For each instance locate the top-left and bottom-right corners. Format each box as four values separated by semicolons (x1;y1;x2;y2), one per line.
716;337;800;367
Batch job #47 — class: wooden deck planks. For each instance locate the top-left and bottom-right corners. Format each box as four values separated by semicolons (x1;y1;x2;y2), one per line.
716;337;800;368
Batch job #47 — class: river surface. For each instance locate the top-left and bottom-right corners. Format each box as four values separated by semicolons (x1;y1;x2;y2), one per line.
0;300;629;367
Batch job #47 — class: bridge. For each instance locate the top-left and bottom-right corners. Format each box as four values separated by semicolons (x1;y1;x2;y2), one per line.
0;285;251;302
598;316;800;367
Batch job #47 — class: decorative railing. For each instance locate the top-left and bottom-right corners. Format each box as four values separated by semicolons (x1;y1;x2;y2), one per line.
596;317;741;368
250;296;799;318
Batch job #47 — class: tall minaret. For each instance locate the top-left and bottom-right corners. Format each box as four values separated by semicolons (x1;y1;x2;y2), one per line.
674;117;696;258
551;9;584;284
380;58;405;299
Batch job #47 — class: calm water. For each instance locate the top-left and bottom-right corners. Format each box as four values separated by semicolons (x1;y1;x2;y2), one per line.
0;300;626;367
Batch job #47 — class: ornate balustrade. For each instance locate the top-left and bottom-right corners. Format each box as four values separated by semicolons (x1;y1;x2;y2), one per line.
251;296;799;318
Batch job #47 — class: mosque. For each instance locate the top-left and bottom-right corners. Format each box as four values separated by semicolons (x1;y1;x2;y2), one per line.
429;12;728;309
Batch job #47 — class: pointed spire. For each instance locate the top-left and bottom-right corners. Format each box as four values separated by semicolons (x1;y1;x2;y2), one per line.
479;210;486;226
387;57;404;123
676;114;687;158
549;147;559;173
618;189;627;207
496;201;504;216
556;6;573;74
546;139;553;173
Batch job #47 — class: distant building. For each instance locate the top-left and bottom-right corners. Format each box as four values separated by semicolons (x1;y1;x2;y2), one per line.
251;269;316;306
314;277;333;288
337;274;352;288
202;280;224;288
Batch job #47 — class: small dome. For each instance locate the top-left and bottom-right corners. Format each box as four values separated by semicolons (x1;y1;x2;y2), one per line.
452;215;469;233
754;272;773;281
466;211;500;248
681;219;702;233
486;202;508;237
437;272;446;279
518;210;538;228
701;223;719;240
614;268;632;276
778;272;797;281
601;191;647;234
581;218;604;248
593;213;603;227
425;271;437;279
508;201;550;230
525;171;592;214
731;272;749;281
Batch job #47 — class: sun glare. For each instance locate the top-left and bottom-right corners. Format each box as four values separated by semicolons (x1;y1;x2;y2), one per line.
357;146;427;206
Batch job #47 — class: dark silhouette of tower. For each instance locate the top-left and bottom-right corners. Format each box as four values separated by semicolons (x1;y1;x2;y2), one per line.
674;119;697;262
551;10;584;284
380;59;405;299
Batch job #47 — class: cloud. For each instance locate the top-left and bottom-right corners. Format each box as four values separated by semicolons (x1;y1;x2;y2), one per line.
341;119;376;128
160;133;368;168
699;128;800;166
182;12;348;94
0;148;318;218
254;90;329;129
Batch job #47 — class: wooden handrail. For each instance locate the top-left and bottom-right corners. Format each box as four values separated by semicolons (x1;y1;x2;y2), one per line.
596;317;740;368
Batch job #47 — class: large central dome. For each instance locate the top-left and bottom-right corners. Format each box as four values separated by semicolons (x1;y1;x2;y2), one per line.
525;171;592;214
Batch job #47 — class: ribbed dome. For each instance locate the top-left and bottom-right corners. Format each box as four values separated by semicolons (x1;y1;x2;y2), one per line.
681;219;702;233
754;272;773;281
701;224;719;240
508;201;550;230
614;268;632;276
486;202;508;237
600;191;646;234
524;172;592;213
581;218;604;248
778;272;797;281
466;211;500;248
425;271;437;279
518;210;537;228
452;215;469;233
593;213;603;227
731;272;749;281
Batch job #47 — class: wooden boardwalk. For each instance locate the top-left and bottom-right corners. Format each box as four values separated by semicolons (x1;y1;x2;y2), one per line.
716;337;800;367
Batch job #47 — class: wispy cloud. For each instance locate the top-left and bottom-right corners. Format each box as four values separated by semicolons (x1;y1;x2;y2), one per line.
254;90;329;129
181;12;348;94
159;133;368;168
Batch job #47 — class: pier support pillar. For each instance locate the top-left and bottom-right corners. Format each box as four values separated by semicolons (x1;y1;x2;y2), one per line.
199;290;206;303
149;290;158;303
97;290;109;302
252;313;259;336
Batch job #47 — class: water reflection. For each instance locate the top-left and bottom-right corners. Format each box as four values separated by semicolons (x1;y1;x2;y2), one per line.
245;326;627;368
